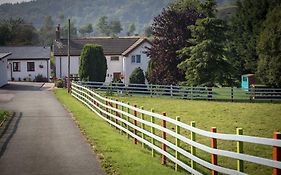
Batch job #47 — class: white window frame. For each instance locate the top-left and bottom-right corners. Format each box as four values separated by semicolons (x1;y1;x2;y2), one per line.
131;55;141;64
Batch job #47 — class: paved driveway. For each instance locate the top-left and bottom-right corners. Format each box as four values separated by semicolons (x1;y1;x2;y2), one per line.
0;82;105;175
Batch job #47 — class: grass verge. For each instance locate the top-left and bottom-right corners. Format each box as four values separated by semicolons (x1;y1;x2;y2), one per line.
0;110;9;126
53;88;185;175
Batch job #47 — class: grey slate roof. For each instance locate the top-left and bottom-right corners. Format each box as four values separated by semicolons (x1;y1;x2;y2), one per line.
54;37;149;56
0;46;50;60
0;52;11;60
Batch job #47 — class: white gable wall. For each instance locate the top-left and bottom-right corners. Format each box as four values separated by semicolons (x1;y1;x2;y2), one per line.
123;42;151;85
0;58;8;87
105;55;123;83
7;60;50;81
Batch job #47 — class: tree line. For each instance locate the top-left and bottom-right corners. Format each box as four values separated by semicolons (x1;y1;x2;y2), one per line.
0;15;150;46
147;0;281;87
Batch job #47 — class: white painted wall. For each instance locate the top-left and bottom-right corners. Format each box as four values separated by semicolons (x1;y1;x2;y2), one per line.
54;41;151;85
0;58;8;87
123;42;151;84
55;56;80;78
7;60;50;81
105;55;123;83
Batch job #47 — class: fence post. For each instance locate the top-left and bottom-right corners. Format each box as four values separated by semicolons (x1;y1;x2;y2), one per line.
127;102;130;139
140;106;145;148
237;128;244;172
191;87;193;100
105;98;110;125
150;84;153;97
133;105;137;144
151;108;155;157
162;112;167;165
115;99;119;129
121;101;124;131
175;116;181;171
190;121;196;170
273;132;281;175
211;127;218;175
231;87;234;102
170;85;173;97
208;87;213;101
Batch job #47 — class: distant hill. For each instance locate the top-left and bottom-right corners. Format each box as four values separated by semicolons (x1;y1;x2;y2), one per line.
0;0;236;35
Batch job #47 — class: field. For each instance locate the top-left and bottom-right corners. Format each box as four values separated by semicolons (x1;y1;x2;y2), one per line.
55;88;281;175
109;95;281;174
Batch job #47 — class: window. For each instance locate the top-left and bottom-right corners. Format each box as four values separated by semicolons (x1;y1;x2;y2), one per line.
111;56;119;61
13;62;20;72
27;62;35;72
131;55;136;63
136;55;141;63
131;55;141;63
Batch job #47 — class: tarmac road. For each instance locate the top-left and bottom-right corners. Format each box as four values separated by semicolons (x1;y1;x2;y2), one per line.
0;82;105;175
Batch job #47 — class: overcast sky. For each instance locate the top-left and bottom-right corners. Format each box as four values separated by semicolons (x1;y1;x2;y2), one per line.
0;0;32;5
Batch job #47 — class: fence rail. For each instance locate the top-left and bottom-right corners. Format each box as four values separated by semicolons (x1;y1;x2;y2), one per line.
71;82;281;175
76;81;281;102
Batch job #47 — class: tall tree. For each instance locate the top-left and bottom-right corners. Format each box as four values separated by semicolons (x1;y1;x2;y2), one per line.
256;5;281;87
61;20;77;38
79;23;93;36
178;18;232;86
96;16;110;36
178;0;233;86
144;26;152;37
39;16;55;45
127;23;136;36
79;44;107;82
0;18;39;46
0;25;11;45
230;0;281;74
109;19;122;36
147;0;203;85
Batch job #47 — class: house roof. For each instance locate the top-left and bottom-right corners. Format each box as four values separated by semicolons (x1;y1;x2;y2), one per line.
54;37;150;56
0;46;50;60
0;52;11;60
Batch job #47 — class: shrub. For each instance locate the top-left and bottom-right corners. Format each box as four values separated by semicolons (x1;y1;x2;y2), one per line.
79;44;107;82
34;74;48;82
55;79;64;88
129;67;145;84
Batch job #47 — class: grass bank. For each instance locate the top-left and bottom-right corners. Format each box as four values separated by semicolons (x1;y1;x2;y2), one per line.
110;95;281;175
53;89;184;175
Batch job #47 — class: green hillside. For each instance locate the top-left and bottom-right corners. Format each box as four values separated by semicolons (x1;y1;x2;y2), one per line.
0;0;236;34
0;0;170;34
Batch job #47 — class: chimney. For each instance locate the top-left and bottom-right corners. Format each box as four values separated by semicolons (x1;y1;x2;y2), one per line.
55;24;60;41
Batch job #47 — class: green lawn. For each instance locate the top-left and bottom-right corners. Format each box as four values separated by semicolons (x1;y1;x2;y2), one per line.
109;95;281;175
53;89;185;175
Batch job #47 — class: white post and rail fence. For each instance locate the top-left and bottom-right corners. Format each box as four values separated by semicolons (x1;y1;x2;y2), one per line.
71;82;281;175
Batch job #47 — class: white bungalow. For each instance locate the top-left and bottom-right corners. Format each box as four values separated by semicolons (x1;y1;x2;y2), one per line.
53;25;151;84
0;46;51;82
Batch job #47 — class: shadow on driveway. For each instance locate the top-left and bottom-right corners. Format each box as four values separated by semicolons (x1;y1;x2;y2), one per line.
1;82;44;91
0;112;22;158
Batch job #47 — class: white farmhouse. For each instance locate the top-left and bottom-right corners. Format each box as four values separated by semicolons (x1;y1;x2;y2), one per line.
0;46;51;81
53;26;151;84
0;52;11;87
